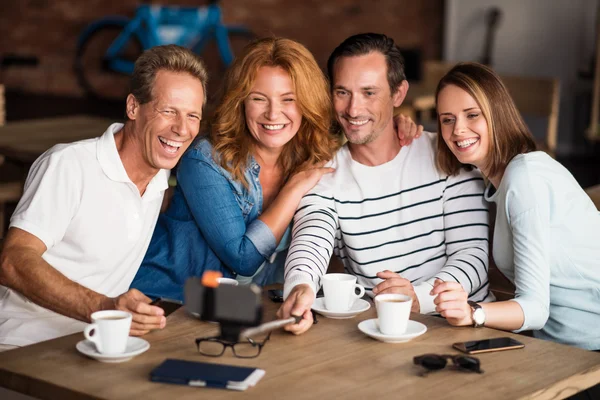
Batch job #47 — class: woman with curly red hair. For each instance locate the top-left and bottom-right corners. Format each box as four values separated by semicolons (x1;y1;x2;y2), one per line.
130;38;341;300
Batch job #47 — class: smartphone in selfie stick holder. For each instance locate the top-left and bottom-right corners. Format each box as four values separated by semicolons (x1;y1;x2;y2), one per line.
184;272;263;342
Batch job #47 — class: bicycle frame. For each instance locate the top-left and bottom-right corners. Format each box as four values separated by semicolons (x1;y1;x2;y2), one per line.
75;1;254;98
87;4;231;75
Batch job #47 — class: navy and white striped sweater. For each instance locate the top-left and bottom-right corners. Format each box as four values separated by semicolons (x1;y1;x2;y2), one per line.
284;132;493;313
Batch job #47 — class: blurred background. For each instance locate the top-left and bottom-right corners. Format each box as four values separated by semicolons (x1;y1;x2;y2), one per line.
0;0;598;218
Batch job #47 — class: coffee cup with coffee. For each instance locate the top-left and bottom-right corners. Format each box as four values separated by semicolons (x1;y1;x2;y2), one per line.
83;310;132;354
322;273;366;312
374;293;412;335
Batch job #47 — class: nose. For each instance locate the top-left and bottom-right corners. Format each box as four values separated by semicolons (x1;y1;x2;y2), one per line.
172;113;189;137
346;94;360;118
265;101;281;121
453;116;467;136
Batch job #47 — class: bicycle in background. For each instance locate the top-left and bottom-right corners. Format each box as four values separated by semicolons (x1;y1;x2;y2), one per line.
74;1;256;99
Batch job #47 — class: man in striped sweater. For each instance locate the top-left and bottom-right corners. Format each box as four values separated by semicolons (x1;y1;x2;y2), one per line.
278;33;492;334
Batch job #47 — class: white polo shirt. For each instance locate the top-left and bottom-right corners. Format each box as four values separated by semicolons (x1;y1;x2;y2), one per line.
0;123;169;346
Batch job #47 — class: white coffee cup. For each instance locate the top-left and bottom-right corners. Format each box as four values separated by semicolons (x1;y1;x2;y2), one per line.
217;277;239;286
83;310;132;354
375;293;412;335
322;273;366;312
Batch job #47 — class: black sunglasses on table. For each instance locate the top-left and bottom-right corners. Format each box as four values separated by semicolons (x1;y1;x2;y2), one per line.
413;354;483;375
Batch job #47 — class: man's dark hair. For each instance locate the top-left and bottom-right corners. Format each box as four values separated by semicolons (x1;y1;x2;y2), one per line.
327;33;406;95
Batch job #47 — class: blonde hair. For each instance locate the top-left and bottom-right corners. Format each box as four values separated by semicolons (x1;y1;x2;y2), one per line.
130;44;208;106
211;37;340;186
435;62;536;177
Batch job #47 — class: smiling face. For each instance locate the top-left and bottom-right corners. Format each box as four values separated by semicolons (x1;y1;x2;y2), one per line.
244;66;302;153
437;84;491;172
128;70;204;172
332;52;403;145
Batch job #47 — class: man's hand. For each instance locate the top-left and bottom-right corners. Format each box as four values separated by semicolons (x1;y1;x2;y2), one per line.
276;284;315;335
394;114;423;146
107;289;166;336
431;279;473;326
373;270;420;313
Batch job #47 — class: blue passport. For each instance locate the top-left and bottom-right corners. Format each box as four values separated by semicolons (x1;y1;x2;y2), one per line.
150;359;265;391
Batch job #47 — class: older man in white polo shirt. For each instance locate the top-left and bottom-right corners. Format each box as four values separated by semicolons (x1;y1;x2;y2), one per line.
0;45;207;348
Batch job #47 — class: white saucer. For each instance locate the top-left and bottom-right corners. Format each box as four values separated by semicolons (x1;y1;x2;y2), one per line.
311;297;370;319
358;318;427;343
76;337;150;363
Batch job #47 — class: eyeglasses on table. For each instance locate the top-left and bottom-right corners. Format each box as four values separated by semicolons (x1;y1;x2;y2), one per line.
195;332;271;359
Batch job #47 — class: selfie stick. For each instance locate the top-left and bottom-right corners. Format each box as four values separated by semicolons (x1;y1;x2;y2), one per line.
240;315;302;339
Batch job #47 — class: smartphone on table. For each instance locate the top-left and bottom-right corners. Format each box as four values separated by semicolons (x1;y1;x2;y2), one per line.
453;337;525;354
150;298;183;317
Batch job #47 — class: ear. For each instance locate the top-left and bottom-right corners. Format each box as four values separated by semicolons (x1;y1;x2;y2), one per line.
126;94;140;120
392;80;409;108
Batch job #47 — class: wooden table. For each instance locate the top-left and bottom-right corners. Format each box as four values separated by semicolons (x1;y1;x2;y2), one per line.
1;293;598;400
0;115;115;165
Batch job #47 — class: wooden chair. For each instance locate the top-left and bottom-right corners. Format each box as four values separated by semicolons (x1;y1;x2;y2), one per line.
396;61;449;124
488;265;516;301
484;203;516;301
502;74;560;156
410;61;561;156
422;60;455;89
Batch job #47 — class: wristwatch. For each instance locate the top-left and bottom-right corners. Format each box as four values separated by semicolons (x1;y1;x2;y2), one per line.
468;300;486;328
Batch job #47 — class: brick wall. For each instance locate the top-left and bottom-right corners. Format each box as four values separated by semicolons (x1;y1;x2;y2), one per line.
0;0;443;97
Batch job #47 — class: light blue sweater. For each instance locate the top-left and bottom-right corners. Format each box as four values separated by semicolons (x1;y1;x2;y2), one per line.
486;152;600;350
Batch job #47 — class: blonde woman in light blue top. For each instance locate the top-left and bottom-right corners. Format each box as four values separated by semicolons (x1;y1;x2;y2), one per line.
431;62;600;351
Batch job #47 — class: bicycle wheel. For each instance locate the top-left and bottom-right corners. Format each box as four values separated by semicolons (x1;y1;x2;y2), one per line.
75;23;143;100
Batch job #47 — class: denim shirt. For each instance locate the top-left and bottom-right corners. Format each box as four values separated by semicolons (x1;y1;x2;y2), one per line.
130;137;290;301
